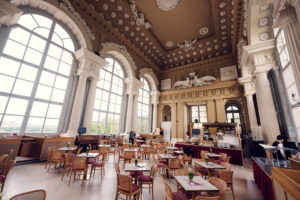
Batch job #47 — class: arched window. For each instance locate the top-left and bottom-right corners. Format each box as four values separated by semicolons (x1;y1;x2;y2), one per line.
91;57;124;134
226;105;241;127
137;78;150;133
0;13;76;134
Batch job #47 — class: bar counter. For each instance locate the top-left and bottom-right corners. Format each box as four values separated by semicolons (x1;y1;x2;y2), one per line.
174;143;244;166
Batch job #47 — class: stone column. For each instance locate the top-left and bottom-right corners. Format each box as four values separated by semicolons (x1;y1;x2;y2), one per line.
238;77;258;130
131;94;139;132
124;77;143;133
67;48;108;137
274;4;300;94
170;103;177;143
0;1;23;27
150;91;160;131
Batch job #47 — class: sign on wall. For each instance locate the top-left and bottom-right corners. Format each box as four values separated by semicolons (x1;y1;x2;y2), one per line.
220;65;238;81
161;78;171;90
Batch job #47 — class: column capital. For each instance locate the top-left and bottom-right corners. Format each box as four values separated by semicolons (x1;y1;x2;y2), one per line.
238;77;256;96
75;48;108;78
150;91;160;104
0;1;23;27
124;77;143;95
273;3;298;27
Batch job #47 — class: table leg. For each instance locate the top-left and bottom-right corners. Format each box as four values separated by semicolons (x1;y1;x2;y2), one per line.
208;170;211;177
135;172;138;184
192;192;195;200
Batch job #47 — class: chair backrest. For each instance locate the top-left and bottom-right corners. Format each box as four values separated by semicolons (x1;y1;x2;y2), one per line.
1;160;15;177
64;152;73;164
124;151;133;159
76;147;82;155
117;173;132;192
114;163;120;174
183;153;192;161
0;154;8;165
9;189;46;200
162;177;173;200
182;164;189;176
150;164;157;178
5;150;14;160
200;151;209;159
219;170;233;183
169;159;180;169
220;162;231;171
72;158;87;170
99;147;109;154
123;143;129;148
208;177;227;200
89;144;92;150
99;140;106;145
156;143;162;149
219;153;227;162
51;151;63;160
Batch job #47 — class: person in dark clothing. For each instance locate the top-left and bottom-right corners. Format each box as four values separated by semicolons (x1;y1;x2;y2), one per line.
272;135;286;160
160;128;164;136
129;131;135;144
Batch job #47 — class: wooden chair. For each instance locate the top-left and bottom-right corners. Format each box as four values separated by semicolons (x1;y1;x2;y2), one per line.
61;152;74;181
0;154;8;174
0;160;15;192
47;150;64;172
182;153;192;165
122;143;129;148
195;177;227;200
118;148;125;164
68;158;88;186
114;163;120;174
45;147;56;169
76;147;83;155
99;140;107;145
152;154;167;174
115;173;141;200
138;164;157;199
219;170;234;200
194;159;209;179
155;143;163;153
123;151;133;167
99;146;109;159
168;158;181;176
90;155;106;178
9;189;46;200
162;177;188;200
200;151;209;159
142;146;151;160
108;143;118;160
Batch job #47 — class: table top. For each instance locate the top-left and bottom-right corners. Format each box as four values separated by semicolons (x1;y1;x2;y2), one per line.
141;145;151;147
98;144;111;147
195;161;225;169
76;152;99;158
204;153;222;157
57;147;77;151
124;148;138;152
174;176;218;192
167;147;178;150
174;150;184;154
136;140;144;142
158;154;177;159
124;163;150;172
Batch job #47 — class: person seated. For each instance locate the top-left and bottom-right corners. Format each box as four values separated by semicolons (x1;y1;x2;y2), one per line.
272;135;286;160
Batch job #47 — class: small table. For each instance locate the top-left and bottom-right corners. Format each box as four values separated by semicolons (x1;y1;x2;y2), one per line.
124;148;138;152
141;145;151;148
204;153;222;158
158;154;177;178
76;153;99;179
174;150;184;155
174;176;218;200
195;161;225;177
57;147;77;152
98;144;111;148
124;163;150;184
167;147;179;150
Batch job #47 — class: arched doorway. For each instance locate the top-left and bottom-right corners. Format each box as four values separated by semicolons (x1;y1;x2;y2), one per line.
225;100;246;134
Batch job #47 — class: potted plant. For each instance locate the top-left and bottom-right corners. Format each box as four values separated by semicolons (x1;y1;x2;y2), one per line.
1;135;6;140
180;147;183;151
164;149;167;154
188;170;194;183
205;157;209;164
86;147;90;155
67;142;70;148
134;158;138;166
171;143;173;147
104;141;106;145
129;144;131;149
209;148;213;153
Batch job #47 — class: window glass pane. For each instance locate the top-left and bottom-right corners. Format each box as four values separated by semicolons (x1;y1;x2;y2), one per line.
61;51;73;65
12;79;33;97
28;34;46;52
44;56;59;72
33;27;50;38
3;40;26;59
0;96;8;113
35;85;52;100
51;89;65;103
18;64;38;81
6;98;28;115
48;44;62;59
0;75;14;93
40;71;55;86
54;24;70;39
1;115;23;132
54;75;68;90
51;33;63;47
63;38;75;52
18;14;38;30
43;118;58;133
30;101;48;117
26;117;44;133
101;101;108;111
58;62;71;76
105;58;114;65
47;104;62;118
32;14;53;29
0;57;20;76
24;48;43;65
9;27;30;45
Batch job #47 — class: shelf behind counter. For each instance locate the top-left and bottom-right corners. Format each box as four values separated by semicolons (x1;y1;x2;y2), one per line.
175;143;244;166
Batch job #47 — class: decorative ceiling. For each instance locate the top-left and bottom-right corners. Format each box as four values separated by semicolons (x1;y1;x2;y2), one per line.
81;0;244;70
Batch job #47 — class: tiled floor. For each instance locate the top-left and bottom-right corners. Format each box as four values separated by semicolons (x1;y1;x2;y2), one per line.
3;156;263;200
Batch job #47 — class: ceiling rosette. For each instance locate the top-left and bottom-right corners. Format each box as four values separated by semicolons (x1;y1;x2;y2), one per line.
156;0;180;11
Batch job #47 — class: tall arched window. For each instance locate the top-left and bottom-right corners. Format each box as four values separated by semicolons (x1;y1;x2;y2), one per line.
91;57;124;134
226;105;241;127
0;13;76;134
137;78;150;133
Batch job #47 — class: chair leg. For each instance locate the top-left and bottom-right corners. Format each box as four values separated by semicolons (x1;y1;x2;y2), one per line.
68;172;72;186
231;184;235;200
115;190;118;200
90;167;93;178
152;184;154;199
61;168;66;181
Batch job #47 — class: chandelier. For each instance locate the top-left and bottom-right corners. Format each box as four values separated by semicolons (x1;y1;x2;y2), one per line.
156;0;180;11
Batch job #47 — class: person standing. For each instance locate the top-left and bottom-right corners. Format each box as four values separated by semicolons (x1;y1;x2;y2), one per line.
272;135;286;160
129;131;135;144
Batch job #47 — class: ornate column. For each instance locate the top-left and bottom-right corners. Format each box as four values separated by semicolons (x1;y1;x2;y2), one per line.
132;94;139;132
238;77;258;130
124;77;143;133
150;91;160;131
0;1;22;27
67;48;107;137
274;4;300;94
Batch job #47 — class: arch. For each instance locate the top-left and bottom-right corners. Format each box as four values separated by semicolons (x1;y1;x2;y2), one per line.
9;0;93;50
139;68;159;92
225;99;246;134
100;42;136;78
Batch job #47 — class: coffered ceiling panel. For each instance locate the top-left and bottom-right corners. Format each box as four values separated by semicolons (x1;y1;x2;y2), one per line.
83;0;244;70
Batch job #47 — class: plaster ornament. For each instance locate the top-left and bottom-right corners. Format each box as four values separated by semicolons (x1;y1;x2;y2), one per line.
124;13;129;18
199;27;209;35
178;51;182;54
207;47;211;51
141;32;145;36
156;0;180;11
208;54;212;58
166;41;173;47
214;45;219;49
149;42;153;45
174;73;216;89
167;55;170;58
221;31;227;35
193;51;197;56
260;4;269;11
198;44;203;48
129;0;152;29
221;25;227;30
117;5;123;11
220;11;226;16
130;21;135;25
206;42;210;46
231;10;234;14
118;19;123;25
177;38;197;52
135;37;139;41
259;17;269;27
136;27;140;31
222;36;227;40
130;32;134;36
243;0;248;37
180;55;183;59
125;26;129;31
110;0;115;2
222;42;227;47
259;32;269;41
145;37;149;41
200;49;204;54
103;3;109;10
186;54;190;57
214;39;218;43
216;52;220;56
219;2;226;8
111;12;116;18
220;19;226;23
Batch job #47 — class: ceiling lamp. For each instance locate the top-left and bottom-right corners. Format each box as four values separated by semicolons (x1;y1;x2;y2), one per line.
156;0;180;11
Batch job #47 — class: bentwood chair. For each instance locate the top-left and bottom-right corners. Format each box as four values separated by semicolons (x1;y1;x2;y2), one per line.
219;170;234;200
90;155;106;179
47;150;64;172
68;158;88;186
0;154;8;174
9;189;46;200
123;151;133;167
138;164;157;199
162;177;188;200
61;152;74;181
182;153;193;165
168;158;181;176
152;154;167;175
115;173;141;200
195;177;227;200
0;160;15;192
45;147;56;169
